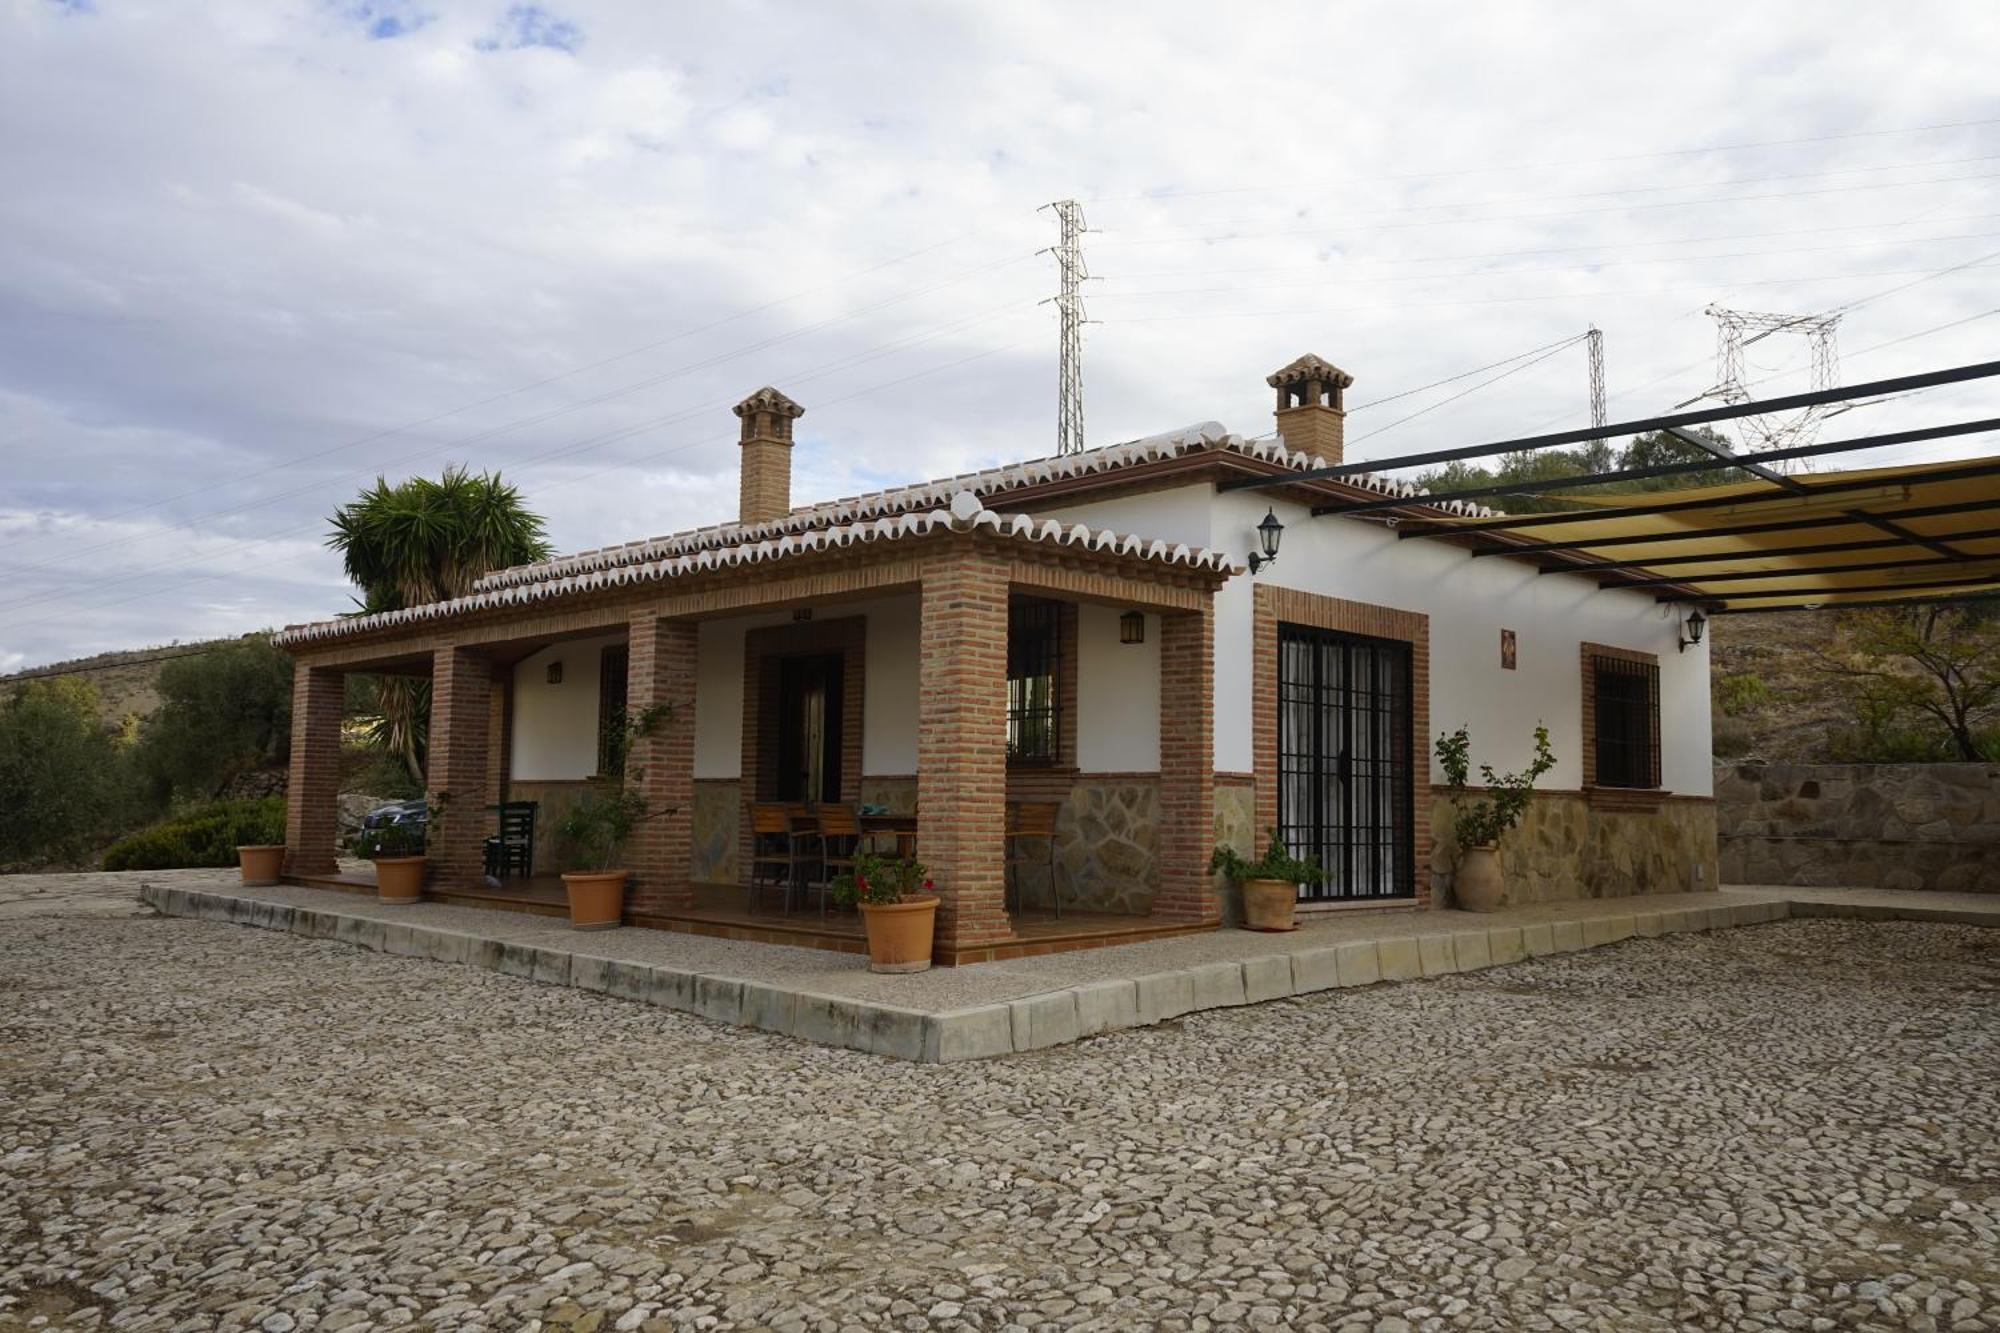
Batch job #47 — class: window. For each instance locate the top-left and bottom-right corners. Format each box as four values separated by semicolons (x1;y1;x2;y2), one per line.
1006;597;1062;764
1589;652;1661;789
597;644;630;777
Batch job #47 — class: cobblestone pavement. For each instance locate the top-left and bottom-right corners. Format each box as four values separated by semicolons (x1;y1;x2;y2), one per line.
2;889;1996;1332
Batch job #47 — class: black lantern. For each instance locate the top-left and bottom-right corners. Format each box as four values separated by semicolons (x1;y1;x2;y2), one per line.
1248;507;1285;573
1119;610;1146;644
1678;607;1708;653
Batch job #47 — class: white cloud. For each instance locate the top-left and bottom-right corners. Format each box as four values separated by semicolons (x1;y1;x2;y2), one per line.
0;0;1997;668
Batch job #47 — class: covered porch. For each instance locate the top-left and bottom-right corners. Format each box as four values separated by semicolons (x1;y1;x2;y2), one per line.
277;502;1235;964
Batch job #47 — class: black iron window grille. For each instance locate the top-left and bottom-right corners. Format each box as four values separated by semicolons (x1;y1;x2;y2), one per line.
1591;653;1661;789
1276;623;1414;902
597;644;630;777
1007;597;1062;764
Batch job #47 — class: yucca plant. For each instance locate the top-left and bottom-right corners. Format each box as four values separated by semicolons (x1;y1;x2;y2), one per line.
328;467;553;783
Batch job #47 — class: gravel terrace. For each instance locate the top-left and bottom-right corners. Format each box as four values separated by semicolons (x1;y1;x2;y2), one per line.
2;883;1996;1332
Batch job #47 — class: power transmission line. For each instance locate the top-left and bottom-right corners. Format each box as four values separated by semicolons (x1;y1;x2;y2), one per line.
0;248;1041;581
0;309;1045;628
1082;116;2000;203
1105;169;2000;249
1111;154;2000;235
0;228;1034;562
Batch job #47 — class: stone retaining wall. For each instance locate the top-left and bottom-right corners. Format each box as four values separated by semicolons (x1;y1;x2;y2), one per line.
1716;762;2000;893
1431;792;1719;908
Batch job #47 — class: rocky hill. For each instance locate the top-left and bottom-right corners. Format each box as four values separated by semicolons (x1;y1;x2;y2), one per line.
1707;609;1861;765
0;640;233;727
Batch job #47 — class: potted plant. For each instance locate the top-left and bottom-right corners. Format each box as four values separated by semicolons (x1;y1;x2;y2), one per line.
1210;829;1324;931
830;851;938;973
351;789;446;904
1435;723;1556;912
549;703;675;930
236;843;287;887
552;784;649;929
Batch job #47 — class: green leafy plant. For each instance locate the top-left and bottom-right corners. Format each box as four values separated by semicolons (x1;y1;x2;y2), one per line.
1209;828;1325;886
1714;671;1770;718
328;466;555;783
101;797;287;872
1435;723;1556;850
131;635;293;805
829;851;933;907
0;677;138;870
352;821;425;860
553;708;676;872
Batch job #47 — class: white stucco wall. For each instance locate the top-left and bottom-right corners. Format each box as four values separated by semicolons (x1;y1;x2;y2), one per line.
862;596;920;774
509;632;623;781
1032;480;1713;796
1075;602;1160;771
1214;488;1714;796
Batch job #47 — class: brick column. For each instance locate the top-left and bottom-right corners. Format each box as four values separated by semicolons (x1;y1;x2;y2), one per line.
1156;603;1219;923
917;550;1012;953
427;645;494;891
625;614;699;916
284;663;344;876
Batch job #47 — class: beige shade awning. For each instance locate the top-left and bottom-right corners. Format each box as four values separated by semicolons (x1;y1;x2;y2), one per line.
1402;454;2000;613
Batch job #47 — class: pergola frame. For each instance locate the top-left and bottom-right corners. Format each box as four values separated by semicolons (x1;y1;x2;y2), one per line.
1221;357;2000;617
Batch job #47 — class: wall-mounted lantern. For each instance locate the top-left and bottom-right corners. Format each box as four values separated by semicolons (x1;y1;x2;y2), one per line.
1678;607;1708;654
1119;610;1146;644
546;660;564;685
1247;507;1285;574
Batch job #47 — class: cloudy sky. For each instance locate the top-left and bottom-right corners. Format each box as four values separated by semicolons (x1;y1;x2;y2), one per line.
3;1;1998;670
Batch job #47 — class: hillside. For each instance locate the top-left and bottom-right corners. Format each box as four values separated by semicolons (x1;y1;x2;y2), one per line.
0;639;235;727
1707;609;1860;764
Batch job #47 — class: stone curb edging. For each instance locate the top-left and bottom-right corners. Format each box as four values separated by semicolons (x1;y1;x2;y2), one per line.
137;884;1790;1063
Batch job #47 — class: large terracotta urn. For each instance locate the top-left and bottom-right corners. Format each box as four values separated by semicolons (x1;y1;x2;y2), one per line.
1455;845;1504;912
1240;878;1299;932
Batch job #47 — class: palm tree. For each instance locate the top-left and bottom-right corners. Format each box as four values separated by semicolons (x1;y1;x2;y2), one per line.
328;466;554;783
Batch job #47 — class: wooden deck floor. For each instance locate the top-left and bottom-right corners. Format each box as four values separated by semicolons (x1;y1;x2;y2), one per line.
284;870;1211;965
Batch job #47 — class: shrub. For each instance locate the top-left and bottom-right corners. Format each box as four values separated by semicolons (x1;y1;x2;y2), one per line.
132;636;292;804
1711;715;1757;759
1714;672;1770;717
101;797;286;871
0;678;136;868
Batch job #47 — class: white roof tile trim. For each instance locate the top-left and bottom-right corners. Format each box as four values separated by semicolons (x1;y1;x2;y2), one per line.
472;423;1493;592
272;496;1239;648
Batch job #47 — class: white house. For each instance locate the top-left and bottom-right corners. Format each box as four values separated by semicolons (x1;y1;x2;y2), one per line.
275;353;1716;964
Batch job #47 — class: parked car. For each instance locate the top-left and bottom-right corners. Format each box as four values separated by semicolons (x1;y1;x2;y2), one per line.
360;798;427;851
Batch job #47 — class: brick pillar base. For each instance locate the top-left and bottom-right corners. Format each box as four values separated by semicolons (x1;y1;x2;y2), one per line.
427;646;494;891
284;664;343;876
917;549;1012;953
626;615;698;915
1156;604;1218;923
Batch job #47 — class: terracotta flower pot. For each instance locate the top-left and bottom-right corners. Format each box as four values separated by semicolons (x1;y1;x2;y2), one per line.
1241;877;1299;932
236;844;286;888
561;870;627;931
374;856;427;904
1455;845;1504;912
858;896;939;973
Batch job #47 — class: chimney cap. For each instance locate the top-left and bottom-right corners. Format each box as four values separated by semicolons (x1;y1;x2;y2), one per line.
1266;353;1354;392
733;385;805;421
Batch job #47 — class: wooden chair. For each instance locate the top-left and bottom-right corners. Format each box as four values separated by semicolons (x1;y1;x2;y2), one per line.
483;801;537;882
748;804;812;914
813;806;865;919
1005;801;1063;917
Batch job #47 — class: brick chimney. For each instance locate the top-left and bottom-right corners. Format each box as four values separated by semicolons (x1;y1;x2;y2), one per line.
733;386;804;525
1267;353;1353;462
